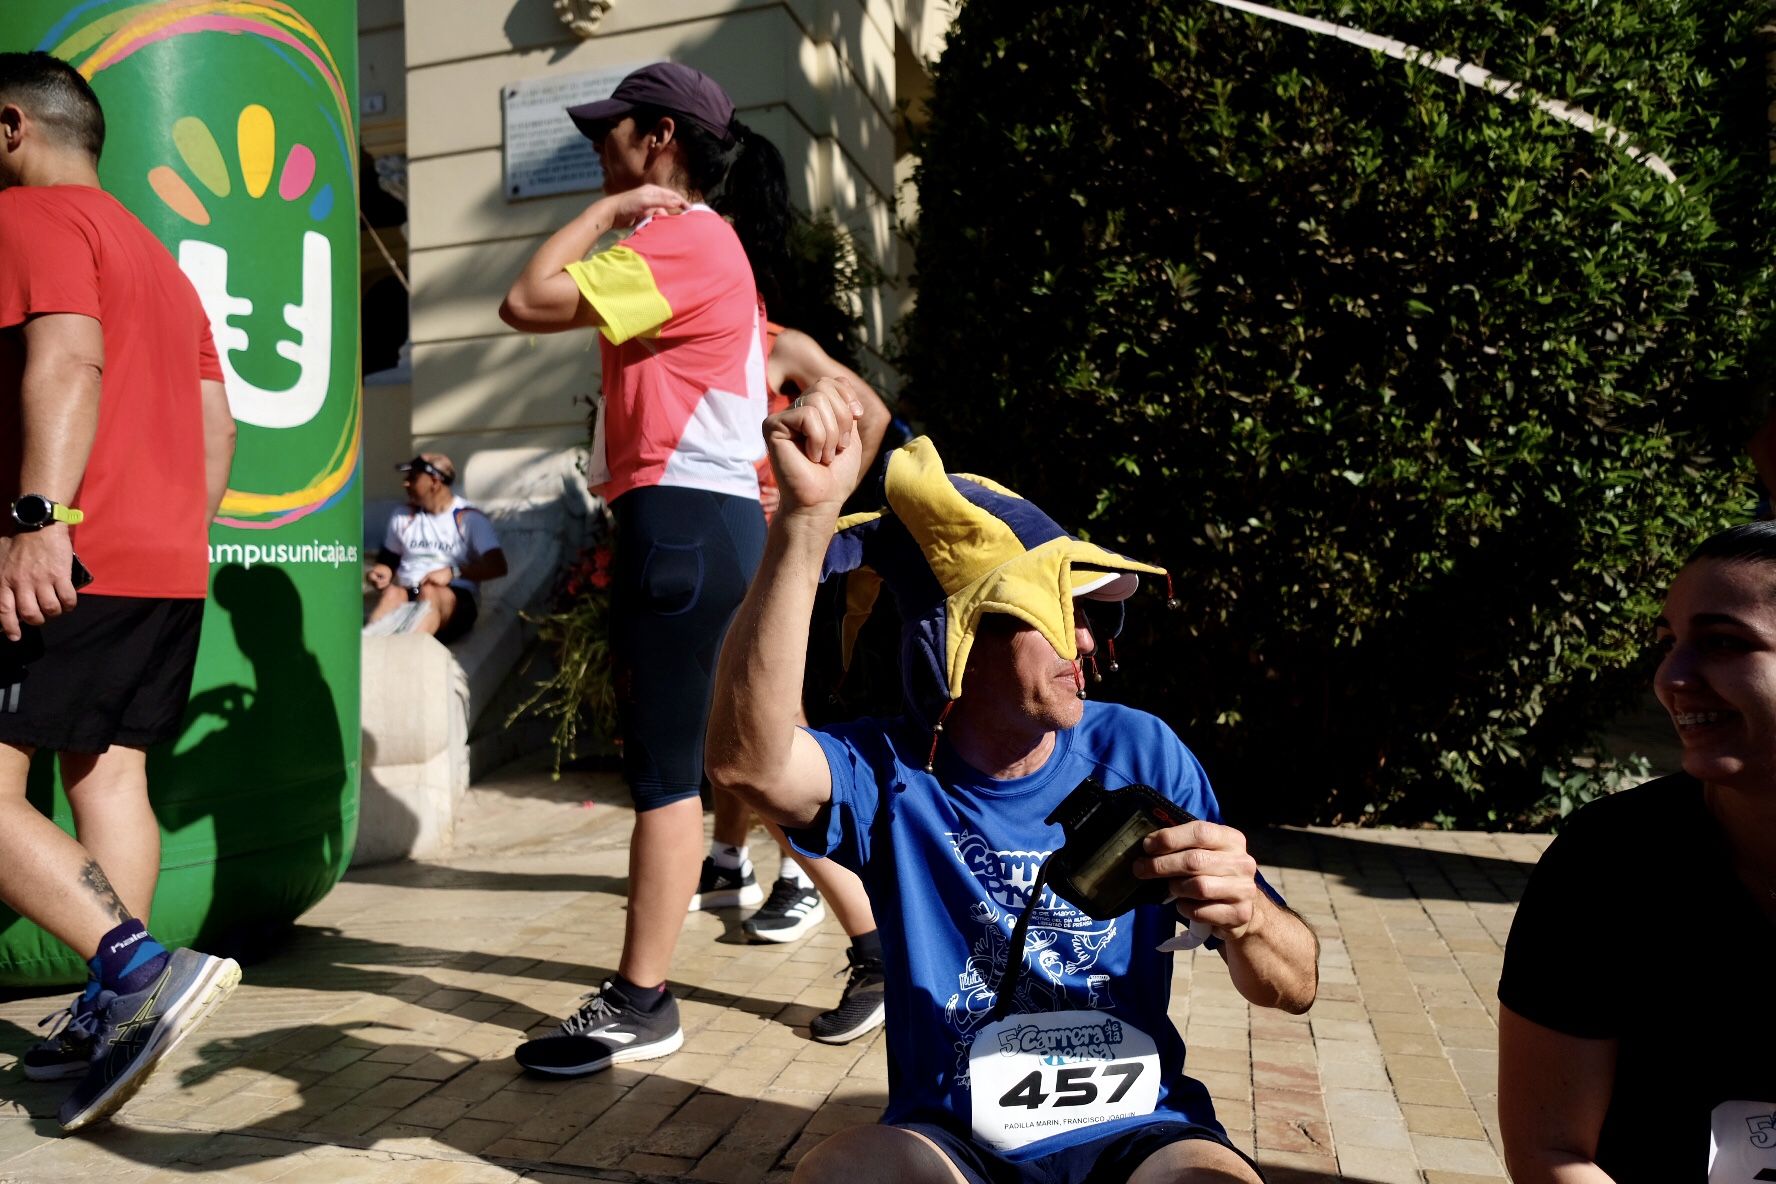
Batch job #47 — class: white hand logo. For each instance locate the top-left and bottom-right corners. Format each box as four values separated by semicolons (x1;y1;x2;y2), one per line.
180;231;333;429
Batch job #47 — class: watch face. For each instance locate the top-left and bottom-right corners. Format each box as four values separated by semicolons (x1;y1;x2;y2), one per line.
11;495;52;529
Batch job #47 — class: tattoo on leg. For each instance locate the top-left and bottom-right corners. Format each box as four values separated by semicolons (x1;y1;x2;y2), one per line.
77;860;132;925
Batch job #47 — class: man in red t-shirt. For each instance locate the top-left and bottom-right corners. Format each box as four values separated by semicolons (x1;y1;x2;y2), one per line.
0;52;241;1133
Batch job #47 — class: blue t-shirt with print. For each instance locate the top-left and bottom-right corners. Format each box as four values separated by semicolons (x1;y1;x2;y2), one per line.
793;700;1278;1160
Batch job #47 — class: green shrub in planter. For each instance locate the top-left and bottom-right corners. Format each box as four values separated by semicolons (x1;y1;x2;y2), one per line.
902;0;1776;823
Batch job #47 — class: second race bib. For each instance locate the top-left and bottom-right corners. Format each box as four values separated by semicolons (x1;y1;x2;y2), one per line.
1710;1100;1776;1182
969;1009;1160;1151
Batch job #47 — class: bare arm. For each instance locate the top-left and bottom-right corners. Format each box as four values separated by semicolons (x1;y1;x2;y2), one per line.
1218;895;1318;1013
498;185;689;334
0;313;103;640
424;548;507;585
705;378;868;827
200;378;235;522
1498;1005;1619;1183
1137;820;1318;1012
770;329;893;486
461;548;507;582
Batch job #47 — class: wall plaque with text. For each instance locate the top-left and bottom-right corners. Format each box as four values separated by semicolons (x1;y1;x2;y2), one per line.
502;62;655;200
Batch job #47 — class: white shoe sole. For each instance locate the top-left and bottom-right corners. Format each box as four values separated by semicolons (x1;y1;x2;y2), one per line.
810;1001;885;1045
743;901;827;944
60;955;242;1132
687;882;764;911
22;1059;88;1083
519;1027;684;1077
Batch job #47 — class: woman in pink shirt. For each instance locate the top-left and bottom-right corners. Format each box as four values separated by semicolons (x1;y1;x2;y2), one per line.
500;62;862;1076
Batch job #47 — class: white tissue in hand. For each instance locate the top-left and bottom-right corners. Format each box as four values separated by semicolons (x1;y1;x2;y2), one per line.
1155;918;1213;952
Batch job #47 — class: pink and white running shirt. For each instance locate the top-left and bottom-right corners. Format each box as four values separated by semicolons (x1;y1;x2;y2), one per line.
566;204;768;503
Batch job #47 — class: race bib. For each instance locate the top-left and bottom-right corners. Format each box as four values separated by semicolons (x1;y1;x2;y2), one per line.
1709;1100;1776;1182
969;1009;1160;1151
587;396;612;490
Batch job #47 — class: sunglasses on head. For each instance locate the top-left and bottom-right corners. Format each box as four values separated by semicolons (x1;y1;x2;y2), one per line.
400;457;451;485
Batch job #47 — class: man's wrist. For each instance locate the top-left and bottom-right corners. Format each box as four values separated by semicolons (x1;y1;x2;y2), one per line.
1185;892;1268;944
778;503;843;532
1221;890;1270;943
10;494;83;532
776;508;843;559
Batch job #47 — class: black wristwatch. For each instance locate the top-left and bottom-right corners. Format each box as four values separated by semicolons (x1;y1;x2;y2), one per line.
10;494;84;532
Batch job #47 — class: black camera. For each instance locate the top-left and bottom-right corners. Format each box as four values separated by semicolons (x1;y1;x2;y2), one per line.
988;777;1198;1019
1042;778;1196;920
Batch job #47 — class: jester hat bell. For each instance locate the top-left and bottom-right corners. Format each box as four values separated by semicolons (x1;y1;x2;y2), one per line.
821;437;1168;725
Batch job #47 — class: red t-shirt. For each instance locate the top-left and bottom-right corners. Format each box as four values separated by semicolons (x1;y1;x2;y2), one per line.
0;185;220;598
566;205;768;503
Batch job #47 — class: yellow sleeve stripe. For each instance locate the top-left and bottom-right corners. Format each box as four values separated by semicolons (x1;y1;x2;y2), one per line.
565;246;673;345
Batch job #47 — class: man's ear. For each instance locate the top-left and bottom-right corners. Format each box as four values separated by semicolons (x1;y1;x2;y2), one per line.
0;104;24;147
651;114;676;150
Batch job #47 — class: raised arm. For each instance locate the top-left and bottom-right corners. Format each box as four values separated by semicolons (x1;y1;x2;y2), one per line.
705;378;867;827
498;185;688;333
0;312;103;640
769;329;892;488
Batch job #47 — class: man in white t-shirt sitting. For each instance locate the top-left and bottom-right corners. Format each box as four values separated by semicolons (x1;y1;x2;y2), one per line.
367;453;508;642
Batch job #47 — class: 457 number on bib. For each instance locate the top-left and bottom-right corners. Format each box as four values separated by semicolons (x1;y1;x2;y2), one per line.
970;1010;1162;1151
999;1061;1145;1110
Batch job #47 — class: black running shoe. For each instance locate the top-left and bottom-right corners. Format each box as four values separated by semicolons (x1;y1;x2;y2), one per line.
23;990;100;1082
514;980;683;1077
808;947;886;1044
687;857;763;910
743;877;826;943
58;948;242;1131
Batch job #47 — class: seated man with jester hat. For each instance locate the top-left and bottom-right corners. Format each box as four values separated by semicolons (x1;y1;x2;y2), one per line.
705;381;1318;1184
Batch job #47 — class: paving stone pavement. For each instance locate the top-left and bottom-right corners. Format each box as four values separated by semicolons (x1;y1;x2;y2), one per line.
0;757;1550;1183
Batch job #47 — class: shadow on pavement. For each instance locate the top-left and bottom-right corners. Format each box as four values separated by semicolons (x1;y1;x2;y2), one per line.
1256;826;1536;906
0;970;887;1179
344;864;630;896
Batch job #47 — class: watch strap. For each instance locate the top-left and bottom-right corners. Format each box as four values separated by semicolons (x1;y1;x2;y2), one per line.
50;503;84;526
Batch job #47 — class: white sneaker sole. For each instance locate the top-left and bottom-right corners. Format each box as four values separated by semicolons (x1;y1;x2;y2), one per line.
810;1000;885;1045
519;1027;684;1077
22;1058;89;1083
743;901;827;944
60;955;242;1132
687;882;764;911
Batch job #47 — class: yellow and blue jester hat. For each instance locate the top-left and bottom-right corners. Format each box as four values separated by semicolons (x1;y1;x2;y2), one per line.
821;437;1169;738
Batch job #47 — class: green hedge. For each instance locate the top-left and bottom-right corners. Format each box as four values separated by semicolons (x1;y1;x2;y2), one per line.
902;0;1776;823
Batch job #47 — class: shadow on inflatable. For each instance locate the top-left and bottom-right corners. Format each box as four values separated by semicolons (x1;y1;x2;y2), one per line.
0;564;356;987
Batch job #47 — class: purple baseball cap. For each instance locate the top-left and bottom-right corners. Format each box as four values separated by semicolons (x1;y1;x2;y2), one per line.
567;62;736;144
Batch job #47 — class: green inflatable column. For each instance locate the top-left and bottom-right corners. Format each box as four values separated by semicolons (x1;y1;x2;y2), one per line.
0;2;362;985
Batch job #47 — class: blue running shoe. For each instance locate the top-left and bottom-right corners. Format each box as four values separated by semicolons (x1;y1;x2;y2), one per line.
57;948;241;1132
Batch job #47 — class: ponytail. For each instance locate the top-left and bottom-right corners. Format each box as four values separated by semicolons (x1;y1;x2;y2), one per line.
712;120;791;308
633;105;793;307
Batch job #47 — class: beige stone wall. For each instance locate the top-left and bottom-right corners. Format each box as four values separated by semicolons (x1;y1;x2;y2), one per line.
380;0;936;463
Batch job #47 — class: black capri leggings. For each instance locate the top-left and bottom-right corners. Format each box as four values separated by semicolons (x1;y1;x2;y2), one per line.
609;485;766;811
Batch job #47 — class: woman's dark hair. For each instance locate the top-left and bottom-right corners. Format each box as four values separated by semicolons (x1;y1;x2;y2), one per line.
1686;520;1776;566
633;104;791;307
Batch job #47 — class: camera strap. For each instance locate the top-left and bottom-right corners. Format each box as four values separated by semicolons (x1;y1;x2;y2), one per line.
988;854;1056;1023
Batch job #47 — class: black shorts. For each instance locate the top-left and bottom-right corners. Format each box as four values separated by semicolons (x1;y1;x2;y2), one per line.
898;1119;1262;1184
409;584;477;644
609;485;765;811
0;595;204;754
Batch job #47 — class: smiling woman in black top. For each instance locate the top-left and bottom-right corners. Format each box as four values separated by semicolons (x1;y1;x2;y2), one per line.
1498;521;1776;1183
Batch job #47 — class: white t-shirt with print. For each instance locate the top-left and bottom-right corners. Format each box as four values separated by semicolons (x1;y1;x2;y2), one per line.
383;496;500;593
